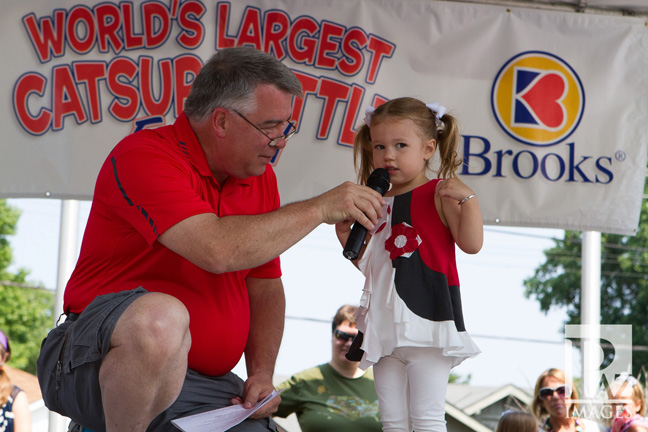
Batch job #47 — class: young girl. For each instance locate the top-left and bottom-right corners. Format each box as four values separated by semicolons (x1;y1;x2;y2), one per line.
336;97;482;431
609;375;648;432
496;411;538;432
0;330;31;432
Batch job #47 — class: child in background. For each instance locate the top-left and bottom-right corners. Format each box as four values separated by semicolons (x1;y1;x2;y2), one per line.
496;410;538;432
336;97;483;431
609;375;648;432
0;329;31;432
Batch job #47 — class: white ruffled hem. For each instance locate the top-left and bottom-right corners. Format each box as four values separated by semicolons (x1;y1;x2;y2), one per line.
355;305;481;371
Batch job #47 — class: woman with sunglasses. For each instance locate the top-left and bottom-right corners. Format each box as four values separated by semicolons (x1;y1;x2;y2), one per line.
531;368;606;432
274;305;382;431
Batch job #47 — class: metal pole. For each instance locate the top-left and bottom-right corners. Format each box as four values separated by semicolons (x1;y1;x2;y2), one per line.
49;199;80;432
581;231;601;400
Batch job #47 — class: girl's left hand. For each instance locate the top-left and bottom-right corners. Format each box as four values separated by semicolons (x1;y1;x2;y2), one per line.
435;178;474;204
436;177;483;255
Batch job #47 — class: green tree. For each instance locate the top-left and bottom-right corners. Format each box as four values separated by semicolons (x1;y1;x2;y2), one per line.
449;371;471;384
524;188;648;375
0;199;54;374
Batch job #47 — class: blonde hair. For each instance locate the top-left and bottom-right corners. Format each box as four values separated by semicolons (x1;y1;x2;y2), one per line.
531;368;580;421
0;335;12;406
496;411;538;432
353;97;462;185
610;376;646;416
631;380;646;416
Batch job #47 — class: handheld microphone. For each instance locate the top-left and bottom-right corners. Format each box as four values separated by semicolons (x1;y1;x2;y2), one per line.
343;168;390;260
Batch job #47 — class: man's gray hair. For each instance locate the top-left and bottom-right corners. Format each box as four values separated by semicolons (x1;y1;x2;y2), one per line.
184;46;303;121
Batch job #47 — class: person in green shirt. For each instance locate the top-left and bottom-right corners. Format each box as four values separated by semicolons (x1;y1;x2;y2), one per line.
274;305;382;432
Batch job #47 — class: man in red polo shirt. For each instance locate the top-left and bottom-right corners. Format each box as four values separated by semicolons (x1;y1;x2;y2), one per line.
37;46;384;432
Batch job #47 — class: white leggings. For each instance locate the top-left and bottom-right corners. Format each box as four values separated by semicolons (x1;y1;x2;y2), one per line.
373;347;454;432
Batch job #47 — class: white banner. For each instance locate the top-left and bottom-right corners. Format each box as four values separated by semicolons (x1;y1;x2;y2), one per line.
1;0;646;235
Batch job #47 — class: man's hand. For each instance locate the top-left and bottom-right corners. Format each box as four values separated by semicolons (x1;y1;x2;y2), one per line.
230;374;280;418
316;182;384;230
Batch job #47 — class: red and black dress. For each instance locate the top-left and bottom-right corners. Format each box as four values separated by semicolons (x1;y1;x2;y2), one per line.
355;179;480;370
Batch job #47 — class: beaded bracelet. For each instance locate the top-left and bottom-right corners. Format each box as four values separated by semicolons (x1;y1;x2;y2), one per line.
459;194;477;205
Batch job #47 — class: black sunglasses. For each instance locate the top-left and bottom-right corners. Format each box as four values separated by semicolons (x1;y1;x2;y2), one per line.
538;385;570;399
233;109;297;147
333;329;357;342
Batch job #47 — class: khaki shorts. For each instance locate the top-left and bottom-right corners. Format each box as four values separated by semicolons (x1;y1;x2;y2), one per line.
37;288;277;432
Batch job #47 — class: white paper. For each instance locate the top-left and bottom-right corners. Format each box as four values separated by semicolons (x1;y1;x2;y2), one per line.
171;390;282;432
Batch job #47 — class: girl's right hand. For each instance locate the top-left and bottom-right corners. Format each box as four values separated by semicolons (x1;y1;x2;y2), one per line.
335;218;355;247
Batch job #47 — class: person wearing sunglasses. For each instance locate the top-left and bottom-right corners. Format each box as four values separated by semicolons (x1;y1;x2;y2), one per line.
274;305;382;432
37;46;386;432
531;368;606;432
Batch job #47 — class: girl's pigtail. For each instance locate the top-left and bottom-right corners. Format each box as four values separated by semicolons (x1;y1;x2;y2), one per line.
436;114;462;180
0;359;11;405
353;124;374;185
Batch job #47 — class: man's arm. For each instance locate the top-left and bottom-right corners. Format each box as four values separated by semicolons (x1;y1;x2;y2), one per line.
232;277;285;417
158;182;384;274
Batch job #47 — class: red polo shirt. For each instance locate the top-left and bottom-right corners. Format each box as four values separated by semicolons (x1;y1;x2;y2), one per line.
64;113;282;376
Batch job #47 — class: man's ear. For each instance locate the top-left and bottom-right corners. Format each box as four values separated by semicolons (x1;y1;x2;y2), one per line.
211;108;229;138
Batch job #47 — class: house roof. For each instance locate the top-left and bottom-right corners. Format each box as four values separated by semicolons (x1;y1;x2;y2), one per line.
445;400;493;432
4;365;42;403
447;383;533;415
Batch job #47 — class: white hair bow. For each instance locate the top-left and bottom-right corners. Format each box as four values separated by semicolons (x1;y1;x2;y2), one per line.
363;106;376;127
616;372;639;387
426;103;446;128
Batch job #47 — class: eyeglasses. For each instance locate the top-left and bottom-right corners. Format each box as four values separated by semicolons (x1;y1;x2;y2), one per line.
538;385;570;399
233;110;297;147
334;329;357;342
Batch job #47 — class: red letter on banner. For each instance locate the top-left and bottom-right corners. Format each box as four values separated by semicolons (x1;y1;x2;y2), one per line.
107;57;140;121
291;71;319;126
74;62;107;123
288;17;317;64
365;36;395;84
339;85;365;146
67;6;96;55
316;22;344;69
22;11;66;63
13;73;51;135
177;1;205;48
339;28;367;77
264;11;289;59
237;7;262;49
143;2;171;48
215;2;236;49
52;65;87;130
95;3;123;53
140;57;173;117
121;3;144;49
173;55;203;117
316;78;351;139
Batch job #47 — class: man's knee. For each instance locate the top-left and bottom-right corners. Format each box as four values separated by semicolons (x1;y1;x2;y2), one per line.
112;293;190;357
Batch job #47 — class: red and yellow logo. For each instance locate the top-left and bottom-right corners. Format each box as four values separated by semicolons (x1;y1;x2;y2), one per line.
491;51;585;147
